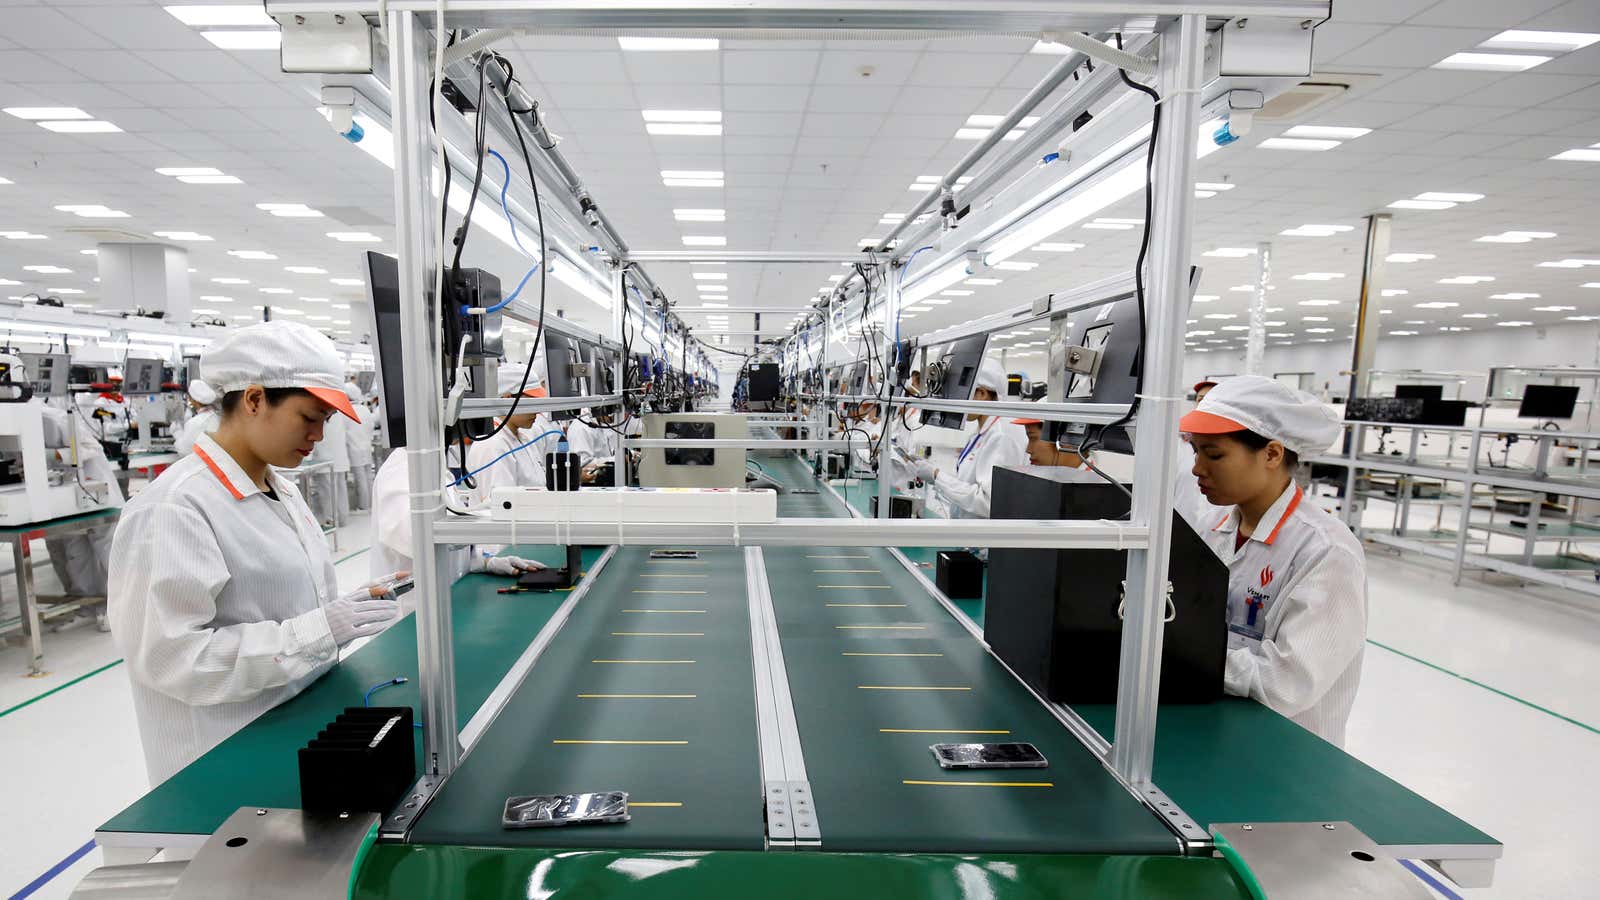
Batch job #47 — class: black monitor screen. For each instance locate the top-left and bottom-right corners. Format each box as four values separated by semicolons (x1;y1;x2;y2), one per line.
123;357;164;395
363;251;407;447
1519;384;1580;420
664;421;715;466
926;334;990;430
1395;384;1443;401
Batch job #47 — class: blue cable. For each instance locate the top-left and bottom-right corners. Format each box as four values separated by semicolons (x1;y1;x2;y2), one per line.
448;428;567;486
460;149;539;315
364;677;425;728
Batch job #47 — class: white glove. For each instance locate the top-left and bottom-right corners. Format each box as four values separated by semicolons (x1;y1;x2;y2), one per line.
324;587;398;646
912;458;938;482
484;555;546;577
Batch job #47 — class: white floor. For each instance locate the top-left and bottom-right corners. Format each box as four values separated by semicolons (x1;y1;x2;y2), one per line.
3;506;1598;898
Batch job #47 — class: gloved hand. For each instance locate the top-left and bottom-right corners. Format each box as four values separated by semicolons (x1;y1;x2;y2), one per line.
484;555;546;577
324;587;399;646
912;458;938;482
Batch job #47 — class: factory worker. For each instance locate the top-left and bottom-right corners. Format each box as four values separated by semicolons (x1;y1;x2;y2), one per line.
39;395;123;599
567;405;622;485
108;321;403;786
370;449;546;582
1176;375;1366;747
850;400;883;471
1014;418;1082;468
465;387;559;503
306;391;352;527
910;359;1028;518
174;379;220;457
1193;380;1218;403
343;382;376;512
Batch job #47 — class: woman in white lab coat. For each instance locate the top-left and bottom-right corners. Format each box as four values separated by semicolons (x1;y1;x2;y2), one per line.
108;321;401;786
173;379;220;457
910;359;1028;518
464;387;561;501
343;382;376;511
1175;375;1367;746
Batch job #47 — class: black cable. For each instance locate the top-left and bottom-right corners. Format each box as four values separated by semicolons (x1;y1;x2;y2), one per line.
1079;67;1160;460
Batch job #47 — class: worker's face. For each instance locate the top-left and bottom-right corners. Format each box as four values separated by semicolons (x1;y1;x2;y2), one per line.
968;386;997;421
506;411;539;431
1195;385;1214;402
1187;433;1287;506
233;387;334;468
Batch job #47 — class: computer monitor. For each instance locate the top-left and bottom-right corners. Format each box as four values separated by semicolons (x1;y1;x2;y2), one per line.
543;332;591;420
362;251;408;447
591;345;620;397
69;364;109;389
18;353;68;398
747;363;780;402
1519;384;1580;420
924;334;990;430
1395;384;1443;402
1053;295;1147;453
122;357;164;395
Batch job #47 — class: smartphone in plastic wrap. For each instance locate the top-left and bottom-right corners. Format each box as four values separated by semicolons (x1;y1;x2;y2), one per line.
503;791;630;828
929;743;1048;769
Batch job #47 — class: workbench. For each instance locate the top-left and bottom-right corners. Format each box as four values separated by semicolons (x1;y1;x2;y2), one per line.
0;506;120;675
96;454;1497;897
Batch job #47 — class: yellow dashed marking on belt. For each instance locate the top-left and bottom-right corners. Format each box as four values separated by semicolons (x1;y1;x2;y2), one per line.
880;729;1011;735
836;625;924;631
552;740;688;746
817;584;892;589
578;694;697;699
629;802;684;808
808;555;869;559
631;590;709;595
843;652;943;657
827;603;907;608
903;780;1052;788
639;574;708;578
590;659;696;665
814;569;879;573
622;609;707;614
858;685;970;692
611;632;705;636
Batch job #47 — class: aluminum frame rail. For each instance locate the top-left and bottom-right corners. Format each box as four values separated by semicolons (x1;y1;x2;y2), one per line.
744;547;821;848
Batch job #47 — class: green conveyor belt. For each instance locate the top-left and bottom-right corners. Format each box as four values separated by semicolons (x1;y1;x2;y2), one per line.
99;545;606;840
405;546;767;850
352;844;1252;899
758;454;1180;854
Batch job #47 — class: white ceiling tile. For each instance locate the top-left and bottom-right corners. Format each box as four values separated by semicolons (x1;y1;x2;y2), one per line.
805;84;903;114
1475;107;1599;136
0;5;117;49
1327;26;1501;68
52;50;175;84
0;50;85;82
1363;69;1511;104
794;137;872;158
133;50;264;83
814;51;920;85
1524;0;1600;30
633;83;722;109
725;84;812;111
906;53;1020;88
723;112;804;137
59;5;216;50
546;84;638;109
1309;99;1440;129
623;52;722;85
1532;44;1600;76
9;80;147;110
520;51;630;84
1312;23;1392;64
1408;0;1567;27
722;51;819;84
198;82;316;110
723;155;795;174
722;136;795;156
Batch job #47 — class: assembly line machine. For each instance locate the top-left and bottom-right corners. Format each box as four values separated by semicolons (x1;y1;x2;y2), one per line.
72;3;1499;898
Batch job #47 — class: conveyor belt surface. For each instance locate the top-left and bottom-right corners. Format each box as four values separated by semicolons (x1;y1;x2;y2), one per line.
353;844;1253;899
406;546;767;850
760;453;1181;854
99;545;606;840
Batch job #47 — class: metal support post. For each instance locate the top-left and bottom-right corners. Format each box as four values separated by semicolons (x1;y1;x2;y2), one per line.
877;268;900;519
1453;431;1480;584
1343;423;1363;530
1245;242;1271;375
1348;213;1392;402
1109;13;1204;786
389;8;459;778
611;267;626;476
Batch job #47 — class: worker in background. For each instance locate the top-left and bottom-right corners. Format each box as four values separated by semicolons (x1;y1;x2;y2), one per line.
107;321;404;785
909;359;1028;518
343;382;376;512
369;447;546;581
851;399;883;471
465;387;559;504
1014;418;1083;468
1176;375;1366;746
174;379;220;457
1193;379;1218;403
568;405;622;485
306;388;352;527
35;375;123;601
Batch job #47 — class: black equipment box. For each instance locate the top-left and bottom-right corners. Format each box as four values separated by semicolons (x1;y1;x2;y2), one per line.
936;550;985;599
748;363;780;402
870;495;918;518
299;706;416;813
1345;396;1470;427
546;450;582;491
986;467;1227;704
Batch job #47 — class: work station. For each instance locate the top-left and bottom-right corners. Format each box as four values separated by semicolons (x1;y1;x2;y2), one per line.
3;2;1598;898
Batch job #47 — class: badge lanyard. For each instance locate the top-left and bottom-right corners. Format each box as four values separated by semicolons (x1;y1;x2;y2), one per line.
956;417;997;471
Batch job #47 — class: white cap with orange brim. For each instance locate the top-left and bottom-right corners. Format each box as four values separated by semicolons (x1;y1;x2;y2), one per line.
1178;374;1341;457
201;320;361;422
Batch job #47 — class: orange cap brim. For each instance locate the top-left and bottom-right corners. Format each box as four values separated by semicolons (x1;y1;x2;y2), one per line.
1178;409;1245;434
307;386;361;422
524;387;549;399
1193;381;1217;392
1011;418;1043;425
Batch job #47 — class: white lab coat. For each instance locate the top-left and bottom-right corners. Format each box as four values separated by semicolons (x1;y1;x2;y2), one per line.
1175;470;1367;746
369;449;475;584
40;404;125;596
566;415;620;468
306;413;351;525
108;433;342;785
928;416;1029;518
174;409;220;457
847;415;883;471
344;405;376;511
465;422;552;505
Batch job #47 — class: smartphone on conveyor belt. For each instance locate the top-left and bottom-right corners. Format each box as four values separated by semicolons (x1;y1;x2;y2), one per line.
930;742;1048;769
503;791;630;828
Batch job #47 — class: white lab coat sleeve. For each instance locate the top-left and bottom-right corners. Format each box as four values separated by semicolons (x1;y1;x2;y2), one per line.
111;501;337;707
566;421;598;466
1223;543;1367;717
930;425;1028;518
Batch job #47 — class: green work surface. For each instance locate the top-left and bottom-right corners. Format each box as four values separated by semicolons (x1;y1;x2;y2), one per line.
406;546;766;851
0;506;119;537
98;545;605;839
1071;700;1498;851
763;457;1180;855
353;844;1252;900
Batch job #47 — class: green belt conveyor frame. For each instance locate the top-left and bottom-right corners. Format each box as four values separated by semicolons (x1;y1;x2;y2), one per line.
96;453;1497;896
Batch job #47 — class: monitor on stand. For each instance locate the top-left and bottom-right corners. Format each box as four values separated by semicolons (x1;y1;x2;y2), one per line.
1395;384;1443;401
924;334;990;430
1518;384;1579;422
361;251;409;448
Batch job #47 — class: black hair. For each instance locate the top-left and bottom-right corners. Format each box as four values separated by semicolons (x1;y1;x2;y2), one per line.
1228;429;1299;468
219;387;315;418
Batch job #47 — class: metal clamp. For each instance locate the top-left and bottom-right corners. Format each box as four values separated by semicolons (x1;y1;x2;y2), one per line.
1118;580;1176;623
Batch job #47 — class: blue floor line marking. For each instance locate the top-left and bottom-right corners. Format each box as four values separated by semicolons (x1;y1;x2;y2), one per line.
9;838;95;900
1400;858;1464;900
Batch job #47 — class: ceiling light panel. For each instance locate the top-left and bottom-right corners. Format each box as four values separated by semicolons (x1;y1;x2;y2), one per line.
257;203;322;218
153;230;212;241
163;4;275;26
682;236;726;247
1282;125;1371;140
5;107;89;120
1415;192;1483;203
673;209;726;222
1280;224;1353;237
618;36;719;51
202;31;281;50
327;232;382;242
39;120;122;133
1386;252;1435;263
1433;52;1550;71
227;250;277;260
1259;137;1340;151
55;204;128;218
